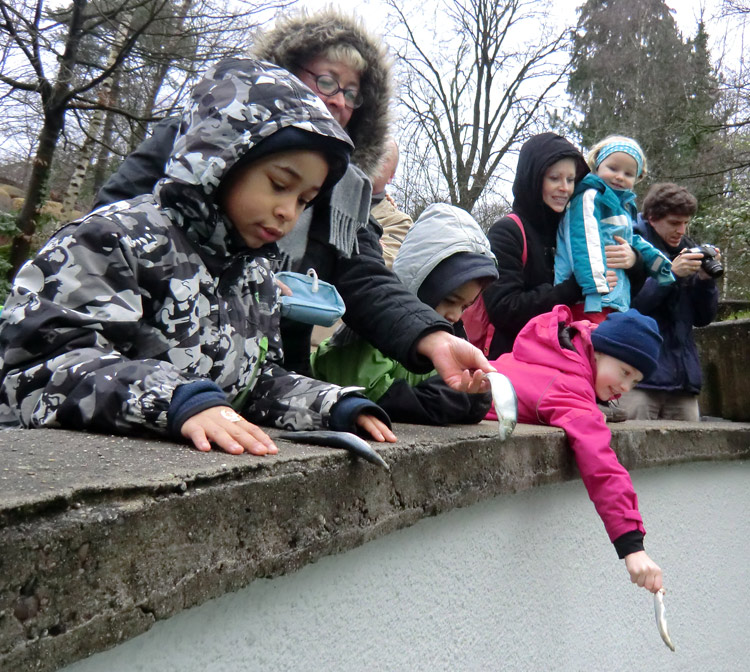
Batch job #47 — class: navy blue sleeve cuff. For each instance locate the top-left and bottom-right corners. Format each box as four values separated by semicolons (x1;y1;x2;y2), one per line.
329;395;391;434
168;380;229;437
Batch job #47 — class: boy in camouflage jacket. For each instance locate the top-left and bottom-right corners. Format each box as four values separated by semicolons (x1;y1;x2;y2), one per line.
0;58;395;455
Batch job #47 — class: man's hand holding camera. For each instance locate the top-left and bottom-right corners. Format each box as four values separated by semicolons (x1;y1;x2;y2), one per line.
675;244;722;280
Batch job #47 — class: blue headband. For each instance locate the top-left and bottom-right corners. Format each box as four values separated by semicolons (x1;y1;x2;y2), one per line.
595;140;645;177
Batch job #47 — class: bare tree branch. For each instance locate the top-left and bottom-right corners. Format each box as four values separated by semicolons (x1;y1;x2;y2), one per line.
387;0;568;214
0;0;285;279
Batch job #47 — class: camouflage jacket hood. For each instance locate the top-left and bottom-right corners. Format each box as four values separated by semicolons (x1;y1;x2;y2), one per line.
0;58;362;436
156;57;353;268
252;8;392;177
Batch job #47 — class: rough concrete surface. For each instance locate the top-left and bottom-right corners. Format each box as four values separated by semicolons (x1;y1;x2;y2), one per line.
696;318;750;422
1;421;749;672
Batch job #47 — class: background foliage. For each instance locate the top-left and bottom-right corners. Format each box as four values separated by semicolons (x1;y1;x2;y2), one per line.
0;0;748;299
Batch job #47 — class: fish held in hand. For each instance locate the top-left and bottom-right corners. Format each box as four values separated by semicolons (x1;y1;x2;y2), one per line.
485;372;517;441
654;588;675;651
279;430;390;470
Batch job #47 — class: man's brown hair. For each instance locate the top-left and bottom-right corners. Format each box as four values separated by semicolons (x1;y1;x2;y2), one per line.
642;182;698;221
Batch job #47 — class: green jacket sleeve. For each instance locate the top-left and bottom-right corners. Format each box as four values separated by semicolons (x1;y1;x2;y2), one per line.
311;335;434;402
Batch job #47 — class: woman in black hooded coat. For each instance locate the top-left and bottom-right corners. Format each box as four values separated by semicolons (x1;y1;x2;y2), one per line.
482;133;590;359
482;132;648;363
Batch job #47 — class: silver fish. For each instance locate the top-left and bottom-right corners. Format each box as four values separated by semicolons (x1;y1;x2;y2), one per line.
654;588;675;651
279;430;390;470
485;372;518;441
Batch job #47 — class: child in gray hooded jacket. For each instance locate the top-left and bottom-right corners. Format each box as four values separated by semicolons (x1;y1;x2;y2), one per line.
311;203;498;425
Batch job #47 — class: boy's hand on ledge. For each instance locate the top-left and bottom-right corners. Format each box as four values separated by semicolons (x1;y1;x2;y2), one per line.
624;550;663;593
181;407;279;456
417;331;495;393
356;414;397;443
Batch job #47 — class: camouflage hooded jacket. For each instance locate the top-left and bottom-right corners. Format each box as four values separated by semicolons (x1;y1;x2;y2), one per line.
0;58;366;436
92;12;453;378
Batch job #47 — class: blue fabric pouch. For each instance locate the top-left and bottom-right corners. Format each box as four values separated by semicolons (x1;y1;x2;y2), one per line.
275;268;346;327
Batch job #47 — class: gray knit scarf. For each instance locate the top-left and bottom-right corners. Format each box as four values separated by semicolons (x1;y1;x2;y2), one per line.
277;164;372;270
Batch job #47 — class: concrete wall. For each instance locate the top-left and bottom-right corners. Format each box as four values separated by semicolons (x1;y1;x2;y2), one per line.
60;460;749;672
2;422;749;672
695;318;750;421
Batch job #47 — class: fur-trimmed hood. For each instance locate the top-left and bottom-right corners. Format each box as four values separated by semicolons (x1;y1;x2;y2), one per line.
252;8;392;177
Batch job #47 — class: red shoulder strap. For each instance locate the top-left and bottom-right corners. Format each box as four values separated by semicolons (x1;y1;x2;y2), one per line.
507;213;527;267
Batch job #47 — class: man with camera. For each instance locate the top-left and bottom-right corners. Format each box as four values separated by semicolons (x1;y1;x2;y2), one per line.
619;183;720;420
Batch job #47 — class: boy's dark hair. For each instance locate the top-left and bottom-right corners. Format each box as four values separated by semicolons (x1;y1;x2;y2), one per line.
642;183;698;221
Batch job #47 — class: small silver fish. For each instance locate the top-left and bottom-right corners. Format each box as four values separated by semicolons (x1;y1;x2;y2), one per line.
279;430;390;470
485;372;518;441
654;588;675;651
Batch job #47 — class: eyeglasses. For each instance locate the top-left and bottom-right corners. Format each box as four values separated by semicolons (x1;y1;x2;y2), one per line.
298;67;364;110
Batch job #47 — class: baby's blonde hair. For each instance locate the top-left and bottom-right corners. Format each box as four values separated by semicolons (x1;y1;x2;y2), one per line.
586;135;648;182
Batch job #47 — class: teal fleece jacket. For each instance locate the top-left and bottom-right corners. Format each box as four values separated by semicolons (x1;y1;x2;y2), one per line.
554;173;674;313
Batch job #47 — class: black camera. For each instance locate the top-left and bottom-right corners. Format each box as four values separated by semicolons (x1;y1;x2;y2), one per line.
684;244;723;278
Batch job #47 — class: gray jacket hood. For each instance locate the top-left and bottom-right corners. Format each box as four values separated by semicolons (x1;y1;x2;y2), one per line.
251;8;392;177
392;203;497;295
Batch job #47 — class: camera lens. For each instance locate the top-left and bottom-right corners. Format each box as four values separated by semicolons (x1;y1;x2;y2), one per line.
699;246;724;278
701;256;723;278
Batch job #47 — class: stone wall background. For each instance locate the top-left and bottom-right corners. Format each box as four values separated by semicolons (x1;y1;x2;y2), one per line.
696;318;750;421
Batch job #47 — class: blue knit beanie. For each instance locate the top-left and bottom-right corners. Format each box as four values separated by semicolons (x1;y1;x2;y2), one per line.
590;310;662;378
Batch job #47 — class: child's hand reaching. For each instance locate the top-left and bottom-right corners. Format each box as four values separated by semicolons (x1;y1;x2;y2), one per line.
356;414;397;443
624;550;663;593
181;406;279;455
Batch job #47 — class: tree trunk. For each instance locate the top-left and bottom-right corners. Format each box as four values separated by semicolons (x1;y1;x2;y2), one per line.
8;109;66;279
61;13;132;217
90;100;119;199
129;0;194;150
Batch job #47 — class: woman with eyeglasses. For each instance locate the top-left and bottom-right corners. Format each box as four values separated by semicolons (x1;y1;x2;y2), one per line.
91;8;494;400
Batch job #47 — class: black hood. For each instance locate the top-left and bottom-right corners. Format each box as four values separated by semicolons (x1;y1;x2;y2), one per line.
512;133;589;235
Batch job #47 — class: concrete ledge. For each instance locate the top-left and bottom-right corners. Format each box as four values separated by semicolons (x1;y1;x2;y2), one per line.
2;421;750;671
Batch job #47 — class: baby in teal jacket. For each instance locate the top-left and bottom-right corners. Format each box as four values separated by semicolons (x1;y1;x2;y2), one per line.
554;135;674;320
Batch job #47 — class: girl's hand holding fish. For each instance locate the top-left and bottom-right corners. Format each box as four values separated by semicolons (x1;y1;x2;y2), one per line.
624;550;663;593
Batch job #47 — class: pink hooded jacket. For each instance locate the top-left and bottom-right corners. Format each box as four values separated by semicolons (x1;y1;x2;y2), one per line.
488;304;645;545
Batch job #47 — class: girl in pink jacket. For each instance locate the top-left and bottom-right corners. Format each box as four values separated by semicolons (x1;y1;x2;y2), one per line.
488;305;664;593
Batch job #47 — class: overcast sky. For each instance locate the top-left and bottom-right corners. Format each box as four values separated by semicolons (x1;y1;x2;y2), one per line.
295;0;744;62
291;0;745;199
